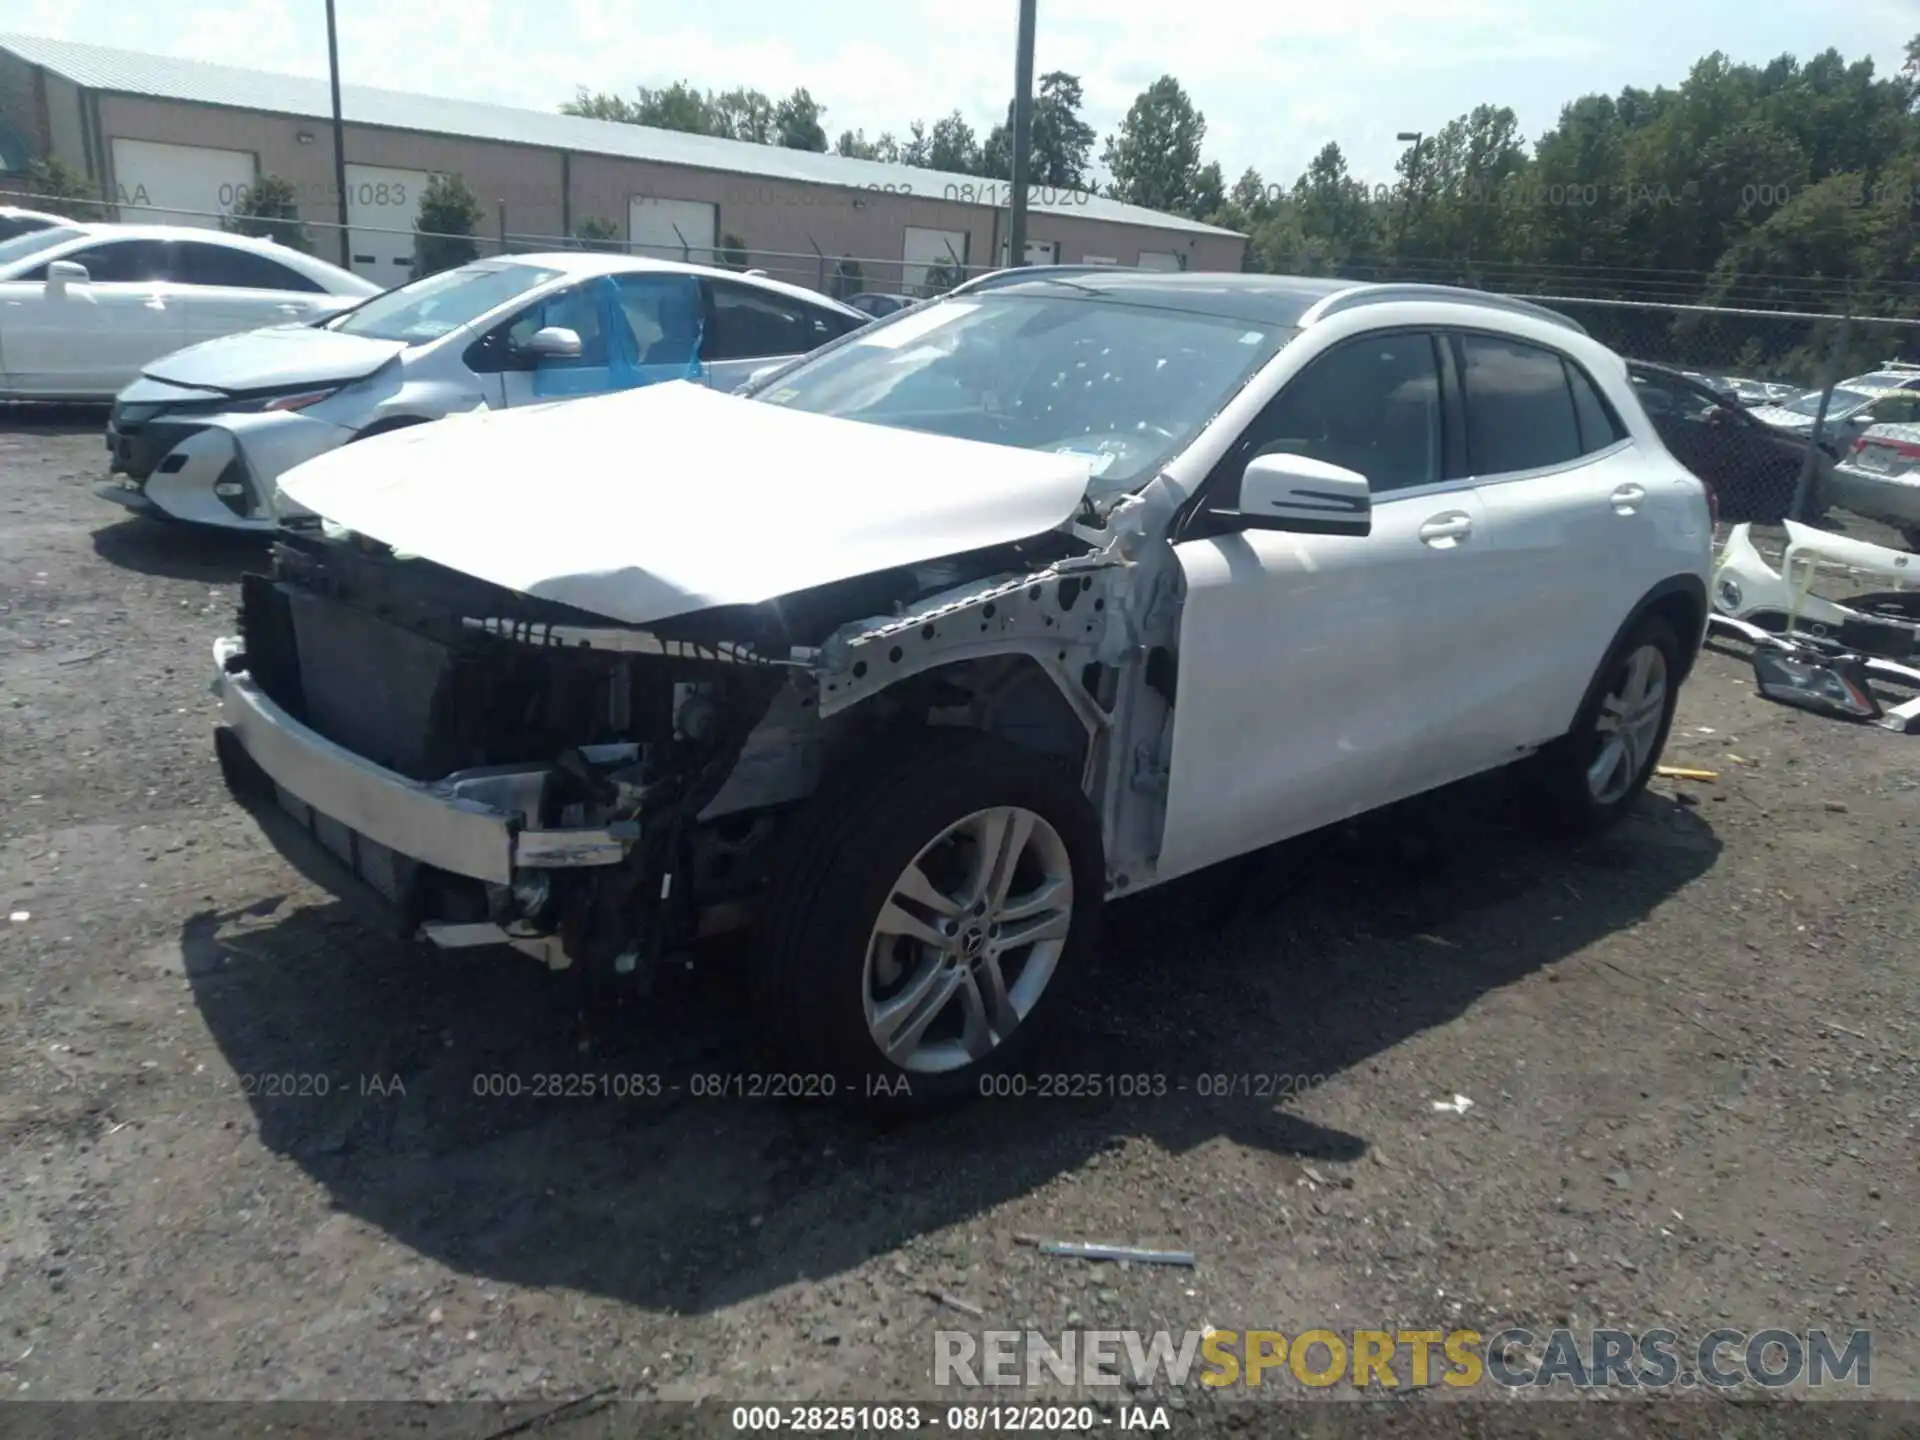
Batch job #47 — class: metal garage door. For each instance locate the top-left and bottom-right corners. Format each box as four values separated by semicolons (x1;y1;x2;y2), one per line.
628;197;716;265
998;237;1059;266
904;226;968;295
346;165;430;284
110;139;255;229
1138;250;1183;271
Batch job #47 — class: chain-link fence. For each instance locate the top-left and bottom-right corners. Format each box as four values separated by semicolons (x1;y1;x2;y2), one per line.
1528;296;1920;530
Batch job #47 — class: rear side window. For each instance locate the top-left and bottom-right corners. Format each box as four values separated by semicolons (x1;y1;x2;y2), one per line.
177;241;325;293
1567;363;1626;451
1458;334;1582;475
704;281;851;359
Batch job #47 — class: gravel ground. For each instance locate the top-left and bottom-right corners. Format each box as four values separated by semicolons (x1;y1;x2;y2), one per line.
1;412;1915;1418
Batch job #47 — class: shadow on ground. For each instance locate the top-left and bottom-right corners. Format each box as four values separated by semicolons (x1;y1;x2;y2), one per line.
181;773;1720;1316
92;517;269;583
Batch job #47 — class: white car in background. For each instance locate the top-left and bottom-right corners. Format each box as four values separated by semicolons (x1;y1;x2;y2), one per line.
1830;420;1920;550
0;204;74;243
97;253;871;533
1748;370;1920;458
0;222;378;400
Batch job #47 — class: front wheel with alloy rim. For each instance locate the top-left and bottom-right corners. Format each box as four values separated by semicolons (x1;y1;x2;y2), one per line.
753;733;1105;1111
1530;613;1684;834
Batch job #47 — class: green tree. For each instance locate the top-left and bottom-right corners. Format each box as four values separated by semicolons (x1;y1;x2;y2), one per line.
21;157;100;220
1101;76;1207;214
573;215;622;252
220;173;309;251
711;87;776;143
412;172;482;278
836;129;900;162
925;111;982;174
981;71;1099;189
774;88;828;151
563;81;714;132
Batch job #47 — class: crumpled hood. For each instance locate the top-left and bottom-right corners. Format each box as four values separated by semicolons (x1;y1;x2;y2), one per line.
144;323;404;393
274;381;1099;626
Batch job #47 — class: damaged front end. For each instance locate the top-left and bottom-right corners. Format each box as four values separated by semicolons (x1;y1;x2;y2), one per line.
211;517;1138;981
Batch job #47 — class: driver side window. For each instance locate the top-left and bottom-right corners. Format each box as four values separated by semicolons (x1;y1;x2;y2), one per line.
1228;331;1443;494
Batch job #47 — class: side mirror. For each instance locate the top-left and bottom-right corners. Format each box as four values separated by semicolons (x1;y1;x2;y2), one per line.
46;259;89;287
522;326;582;359
1211;452;1372;537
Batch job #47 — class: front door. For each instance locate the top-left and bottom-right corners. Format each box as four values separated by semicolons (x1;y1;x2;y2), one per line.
5;239;186;396
494;272;709;407
1155;329;1509;883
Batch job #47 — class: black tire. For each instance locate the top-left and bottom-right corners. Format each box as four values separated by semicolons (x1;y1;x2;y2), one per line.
214;724;273;806
1526;613;1684;836
751;730;1105;1112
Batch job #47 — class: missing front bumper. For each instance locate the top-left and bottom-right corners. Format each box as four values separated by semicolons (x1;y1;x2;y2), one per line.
211;636;645;955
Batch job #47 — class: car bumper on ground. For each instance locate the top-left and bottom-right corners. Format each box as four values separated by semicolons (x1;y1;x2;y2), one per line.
1828;462;1920;533
211;636;640;957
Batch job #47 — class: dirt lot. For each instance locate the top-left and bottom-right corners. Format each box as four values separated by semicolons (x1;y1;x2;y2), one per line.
1;411;1916;1414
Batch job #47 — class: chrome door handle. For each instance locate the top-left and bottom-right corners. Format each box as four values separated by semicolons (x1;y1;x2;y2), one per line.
1611;483;1647;513
1419;512;1473;545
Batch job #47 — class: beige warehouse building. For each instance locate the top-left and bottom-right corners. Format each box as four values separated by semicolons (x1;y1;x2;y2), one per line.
0;33;1245;295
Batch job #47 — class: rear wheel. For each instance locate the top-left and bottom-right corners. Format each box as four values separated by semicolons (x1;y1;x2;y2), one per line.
1527;614;1683;835
752;732;1104;1111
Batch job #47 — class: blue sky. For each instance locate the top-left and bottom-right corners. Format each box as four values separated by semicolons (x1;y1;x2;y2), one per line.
13;0;1917;185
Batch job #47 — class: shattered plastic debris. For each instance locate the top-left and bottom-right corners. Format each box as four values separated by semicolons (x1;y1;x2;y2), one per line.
1430;1094;1475;1115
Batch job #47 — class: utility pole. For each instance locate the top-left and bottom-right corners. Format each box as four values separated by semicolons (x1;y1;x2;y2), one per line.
1394;130;1423;271
325;0;352;271
1006;0;1037;270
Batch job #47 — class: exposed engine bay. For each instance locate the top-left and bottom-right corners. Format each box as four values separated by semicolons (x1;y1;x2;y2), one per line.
224;509;1170;984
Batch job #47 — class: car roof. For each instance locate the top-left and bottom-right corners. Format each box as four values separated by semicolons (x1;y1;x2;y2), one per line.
947;268;1589;333
0;205;71;222
499;250;864;317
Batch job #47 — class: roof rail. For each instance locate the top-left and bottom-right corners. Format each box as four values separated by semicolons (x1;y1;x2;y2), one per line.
1301;283;1589;335
1877;359;1920;370
946;263;1130;296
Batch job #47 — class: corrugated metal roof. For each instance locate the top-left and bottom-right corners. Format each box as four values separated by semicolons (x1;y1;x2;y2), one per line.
0;32;1242;239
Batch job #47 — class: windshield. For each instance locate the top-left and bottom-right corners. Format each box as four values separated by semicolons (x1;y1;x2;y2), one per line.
328;261;563;343
0;225;84;271
752;292;1294;490
1781;387;1873;418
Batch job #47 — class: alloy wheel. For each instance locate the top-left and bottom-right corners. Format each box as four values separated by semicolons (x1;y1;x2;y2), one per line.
1588;642;1669;805
862;806;1075;1075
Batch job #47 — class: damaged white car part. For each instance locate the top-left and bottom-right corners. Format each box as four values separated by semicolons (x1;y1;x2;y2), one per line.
1707;613;1920;734
209;271;1717;1108
1712;521;1920;662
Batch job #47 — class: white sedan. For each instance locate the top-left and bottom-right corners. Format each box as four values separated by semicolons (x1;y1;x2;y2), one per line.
0;222;378;400
97;252;871;532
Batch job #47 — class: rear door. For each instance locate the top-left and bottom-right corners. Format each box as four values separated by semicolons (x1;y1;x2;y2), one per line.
700;279;864;390
6;239;186;395
1454;332;1659;747
173;240;332;345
